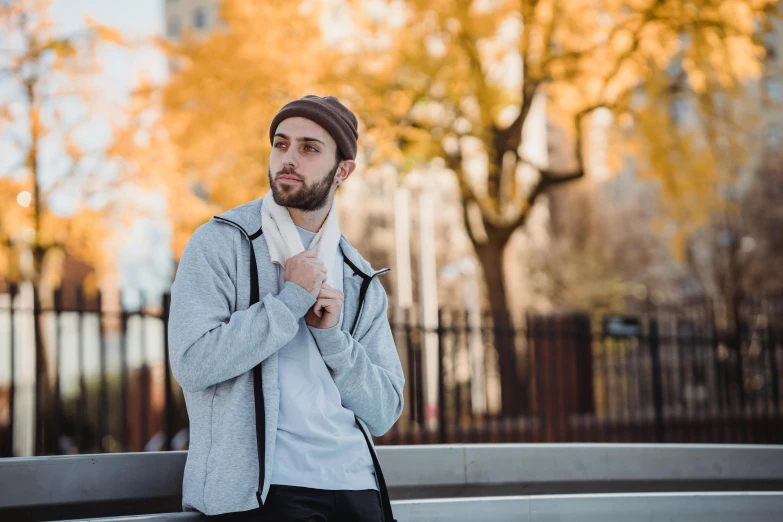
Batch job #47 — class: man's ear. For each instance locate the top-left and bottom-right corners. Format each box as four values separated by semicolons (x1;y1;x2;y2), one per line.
335;160;357;186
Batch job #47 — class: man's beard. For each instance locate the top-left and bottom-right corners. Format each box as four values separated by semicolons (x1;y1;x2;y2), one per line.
268;161;339;212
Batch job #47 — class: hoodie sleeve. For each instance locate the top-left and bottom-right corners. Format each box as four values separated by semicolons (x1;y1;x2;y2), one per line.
308;279;404;436
168;221;316;393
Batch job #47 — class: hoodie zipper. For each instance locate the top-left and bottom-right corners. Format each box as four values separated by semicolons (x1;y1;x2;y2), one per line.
212;215;266;507
346;266;394;521
350;268;391;337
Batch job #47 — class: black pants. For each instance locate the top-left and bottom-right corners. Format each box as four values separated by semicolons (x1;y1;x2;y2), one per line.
211;485;384;522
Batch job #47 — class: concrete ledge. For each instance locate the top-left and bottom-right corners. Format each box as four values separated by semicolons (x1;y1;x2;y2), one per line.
0;452;185;508
391;492;783;522
378;443;783;489
2;444;783;517
58;493;783;522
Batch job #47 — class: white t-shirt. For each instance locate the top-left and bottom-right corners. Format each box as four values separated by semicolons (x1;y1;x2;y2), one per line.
271;226;377;491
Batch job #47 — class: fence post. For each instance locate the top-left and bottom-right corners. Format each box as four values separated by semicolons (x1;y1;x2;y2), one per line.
120;306;129;452
139;293;149;451
162;293;174;451
76;287;86;453
768;319;780;415
53;289;63;455
33;283;42;455
649;318;665;443
405;321;416;429
437;309;446;444
8;283;17;457
98;291;108;452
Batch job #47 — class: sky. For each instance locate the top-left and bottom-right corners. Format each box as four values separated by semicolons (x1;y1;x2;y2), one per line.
52;0;163;40
51;0;167;89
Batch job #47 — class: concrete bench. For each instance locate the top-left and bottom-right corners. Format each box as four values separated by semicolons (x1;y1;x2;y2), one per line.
2;444;783;521
57;493;783;522
382;443;783;498
392;492;783;522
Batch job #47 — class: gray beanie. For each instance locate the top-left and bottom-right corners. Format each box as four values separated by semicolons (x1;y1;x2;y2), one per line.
269;95;359;160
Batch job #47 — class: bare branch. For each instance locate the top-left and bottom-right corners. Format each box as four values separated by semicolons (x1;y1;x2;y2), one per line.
538;168;585;185
460;178;480;248
445;144;481;208
504;99;610;234
497;81;539;154
505;166;584;235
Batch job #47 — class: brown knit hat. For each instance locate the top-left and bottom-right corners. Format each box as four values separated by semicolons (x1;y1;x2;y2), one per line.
269;95;359;160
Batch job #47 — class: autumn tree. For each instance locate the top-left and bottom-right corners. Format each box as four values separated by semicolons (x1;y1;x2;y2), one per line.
338;0;777;315
0;0;123;454
142;0;341;259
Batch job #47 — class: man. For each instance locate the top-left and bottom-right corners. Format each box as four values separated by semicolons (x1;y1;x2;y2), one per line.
168;95;404;522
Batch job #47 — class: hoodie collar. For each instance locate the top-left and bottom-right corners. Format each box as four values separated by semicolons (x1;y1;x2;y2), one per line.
213;198;377;279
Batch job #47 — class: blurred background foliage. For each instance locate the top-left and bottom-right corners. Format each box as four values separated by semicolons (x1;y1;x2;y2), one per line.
1;0;781;316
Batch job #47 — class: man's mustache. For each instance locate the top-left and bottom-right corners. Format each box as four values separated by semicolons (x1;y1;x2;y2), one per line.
275;169;303;182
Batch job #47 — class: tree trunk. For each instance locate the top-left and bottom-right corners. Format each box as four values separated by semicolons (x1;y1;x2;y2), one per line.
27;77;56;455
475;236;518;418
476;239;509;316
33;281;57;455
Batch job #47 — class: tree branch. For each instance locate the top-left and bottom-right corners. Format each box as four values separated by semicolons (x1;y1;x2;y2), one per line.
497;80;539;154
460;178;480;248
504;99;610;235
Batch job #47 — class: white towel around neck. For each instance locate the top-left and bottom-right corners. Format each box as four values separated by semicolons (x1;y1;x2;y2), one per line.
261;190;341;287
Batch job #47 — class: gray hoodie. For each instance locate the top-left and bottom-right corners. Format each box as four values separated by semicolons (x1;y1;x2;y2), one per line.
167;198;404;516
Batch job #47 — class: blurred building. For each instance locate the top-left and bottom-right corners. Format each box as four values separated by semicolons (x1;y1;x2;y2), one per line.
164;0;220;39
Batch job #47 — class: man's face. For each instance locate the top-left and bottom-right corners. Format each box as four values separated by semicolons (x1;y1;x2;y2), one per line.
269;117;341;212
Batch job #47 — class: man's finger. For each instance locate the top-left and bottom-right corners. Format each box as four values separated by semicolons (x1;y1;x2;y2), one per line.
317;287;343;300
320;284;343;294
314;297;341;312
301;249;317;258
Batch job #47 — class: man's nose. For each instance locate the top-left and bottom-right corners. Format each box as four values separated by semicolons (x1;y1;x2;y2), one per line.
281;145;298;169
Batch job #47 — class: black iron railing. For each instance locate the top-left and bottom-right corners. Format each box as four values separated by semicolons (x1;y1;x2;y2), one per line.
1;284;782;456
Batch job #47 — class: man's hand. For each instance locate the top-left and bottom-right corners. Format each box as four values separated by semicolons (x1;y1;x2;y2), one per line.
284;250;327;298
305;284;344;329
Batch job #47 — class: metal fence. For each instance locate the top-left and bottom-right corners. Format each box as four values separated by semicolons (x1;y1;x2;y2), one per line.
1;283;782;456
381;306;783;445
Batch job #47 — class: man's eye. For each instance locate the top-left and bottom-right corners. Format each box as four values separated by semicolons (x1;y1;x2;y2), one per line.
274;142;287;148
304;145;318;152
